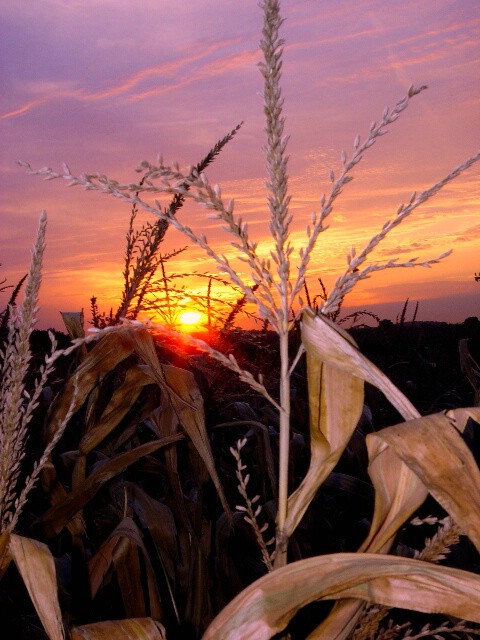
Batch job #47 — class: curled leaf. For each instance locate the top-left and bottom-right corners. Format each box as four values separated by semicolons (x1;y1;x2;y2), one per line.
202;553;480;640
71;617;166;639
9;534;64;640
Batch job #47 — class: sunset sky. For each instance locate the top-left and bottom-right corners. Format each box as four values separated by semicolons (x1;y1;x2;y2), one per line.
1;0;479;330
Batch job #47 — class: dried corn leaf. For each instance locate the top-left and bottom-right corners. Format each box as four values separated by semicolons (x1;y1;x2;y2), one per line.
213;420;277;502
79;365;155;454
214;512;247;609
61;311;85;340
284;352;364;538
459;339;480;405
46;330;136;441
300;309;424;552
70;617;166;639
202;553;480;640
359;441;428;555
118;538;146;617
9;534;64;640
301;309;419;420
365;407;480;554
114;387;163;450
61;311;87;360
88;517;162;620
307;599;360;640
88;533;117;595
129;328;195;409
125;482;179;583
41;460;87;538
312;407;480;639
297;309;423;637
37;434;183;538
248;421;277;501
184;518;214;636
88;537;147;612
290;308;418;542
149;403;198;542
0;531;11;580
40;331;136;540
129;329;232;524
124;484;178;619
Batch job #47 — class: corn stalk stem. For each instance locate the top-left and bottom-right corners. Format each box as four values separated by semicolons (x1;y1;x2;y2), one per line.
275;325;291;567
259;0;293;567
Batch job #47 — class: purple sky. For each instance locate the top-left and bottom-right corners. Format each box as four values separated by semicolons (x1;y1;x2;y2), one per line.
1;0;479;330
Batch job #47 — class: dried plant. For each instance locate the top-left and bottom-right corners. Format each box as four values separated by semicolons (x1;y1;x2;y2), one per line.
15;0;480;637
20;0;480;571
0;269;11;296
0;212;75;534
415;516;463;563
459;338;480;405
144;266;255;331
401;620;480;639
0;271;27;341
354;618;480;640
105;124;241;325
230;437;275;571
352;515;465;640
351;606;406;640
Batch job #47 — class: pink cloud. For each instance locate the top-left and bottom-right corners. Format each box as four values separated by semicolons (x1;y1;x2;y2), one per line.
0;34;250;119
128;49;260;102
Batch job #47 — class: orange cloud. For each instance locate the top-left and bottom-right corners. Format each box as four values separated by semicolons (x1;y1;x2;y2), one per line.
0;96;51;120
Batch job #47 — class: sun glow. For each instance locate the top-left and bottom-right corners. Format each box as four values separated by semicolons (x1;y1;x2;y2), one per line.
179;310;202;329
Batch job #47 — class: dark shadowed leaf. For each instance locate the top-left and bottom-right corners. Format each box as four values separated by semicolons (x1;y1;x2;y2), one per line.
129;329;232;523
37;435;184;538
88;517;162;620
79;365;155;454
45;331;136;441
0;531;11;580
125;482;179;583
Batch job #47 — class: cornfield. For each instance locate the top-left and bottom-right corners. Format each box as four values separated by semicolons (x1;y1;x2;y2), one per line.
2;1;480;638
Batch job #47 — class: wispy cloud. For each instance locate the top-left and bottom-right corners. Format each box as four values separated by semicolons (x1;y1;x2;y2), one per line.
451;224;480;243
377;242;433;257
86;38;246;101
127;49;260;102
0;35;253;119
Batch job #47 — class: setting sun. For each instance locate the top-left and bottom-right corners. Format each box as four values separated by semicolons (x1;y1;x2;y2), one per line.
179;310;202;327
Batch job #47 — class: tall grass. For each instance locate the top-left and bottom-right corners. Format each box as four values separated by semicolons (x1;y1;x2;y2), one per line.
8;0;480;638
0;212;72;535
88;124;241;327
